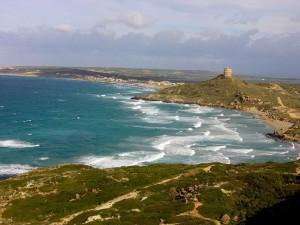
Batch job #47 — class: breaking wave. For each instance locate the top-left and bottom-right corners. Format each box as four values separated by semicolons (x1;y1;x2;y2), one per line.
0;140;40;148
0;164;35;175
78;151;165;168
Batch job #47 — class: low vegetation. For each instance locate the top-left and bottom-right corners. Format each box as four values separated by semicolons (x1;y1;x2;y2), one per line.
1;161;300;225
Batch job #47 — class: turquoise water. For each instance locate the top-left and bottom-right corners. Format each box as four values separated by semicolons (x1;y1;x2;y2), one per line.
0;76;299;176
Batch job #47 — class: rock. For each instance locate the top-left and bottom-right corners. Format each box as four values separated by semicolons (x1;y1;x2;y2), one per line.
188;186;194;192
181;188;186;194
75;193;80;200
186;193;193;199
233;216;239;222
221;214;231;225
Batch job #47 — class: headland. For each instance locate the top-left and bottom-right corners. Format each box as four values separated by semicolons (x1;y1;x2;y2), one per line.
134;68;300;143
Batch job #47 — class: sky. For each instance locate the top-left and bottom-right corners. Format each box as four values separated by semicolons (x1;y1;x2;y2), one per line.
0;0;299;77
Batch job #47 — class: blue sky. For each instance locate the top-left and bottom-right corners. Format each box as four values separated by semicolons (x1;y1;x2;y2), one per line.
0;0;299;76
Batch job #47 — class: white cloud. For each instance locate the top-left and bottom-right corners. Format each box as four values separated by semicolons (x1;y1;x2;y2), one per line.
104;11;152;29
53;24;74;32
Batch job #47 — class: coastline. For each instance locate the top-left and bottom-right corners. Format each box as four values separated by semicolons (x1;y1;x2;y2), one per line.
0;73;180;90
1;72;298;143
133;95;299;143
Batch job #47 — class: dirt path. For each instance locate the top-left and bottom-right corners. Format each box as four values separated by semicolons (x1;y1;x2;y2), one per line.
50;174;183;225
202;165;213;172
50;191;139;225
50;166;219;225
277;96;284;107
178;202;221;225
277;96;300;119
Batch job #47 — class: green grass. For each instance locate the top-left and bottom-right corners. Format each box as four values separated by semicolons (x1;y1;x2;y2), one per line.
0;161;300;224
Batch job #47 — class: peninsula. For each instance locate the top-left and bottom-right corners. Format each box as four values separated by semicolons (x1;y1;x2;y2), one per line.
134;68;300;142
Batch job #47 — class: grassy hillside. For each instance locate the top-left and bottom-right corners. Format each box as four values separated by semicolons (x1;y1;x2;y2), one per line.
0;161;300;225
136;75;300;142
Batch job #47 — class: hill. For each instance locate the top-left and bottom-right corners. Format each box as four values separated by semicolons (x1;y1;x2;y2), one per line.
134;75;300;142
0;161;300;225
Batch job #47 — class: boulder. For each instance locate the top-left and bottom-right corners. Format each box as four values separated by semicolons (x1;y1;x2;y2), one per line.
221;214;231;225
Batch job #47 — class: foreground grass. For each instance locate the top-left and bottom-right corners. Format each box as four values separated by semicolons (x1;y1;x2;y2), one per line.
0;161;300;225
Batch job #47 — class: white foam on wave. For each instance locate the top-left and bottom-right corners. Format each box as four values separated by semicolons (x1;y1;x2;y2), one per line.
225;148;254;154
0;140;40;148
78;151;165;168
153;140;172;150
193;121;202;128
123;100;145;106
291;143;295;150
215;154;231;164
132;106;142;110
229;113;242;117
130;125;180;131
212;123;243;142
182;105;216;114
197;153;231;164
0;164;35;175
174;116;180;121
204;131;211;136
100;94;131;101
201;145;227;152
39;157;49;161
122;99;162;117
140;106;160;115
152;135;205;156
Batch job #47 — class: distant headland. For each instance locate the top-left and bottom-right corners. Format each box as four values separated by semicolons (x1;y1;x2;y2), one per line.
134;67;300;143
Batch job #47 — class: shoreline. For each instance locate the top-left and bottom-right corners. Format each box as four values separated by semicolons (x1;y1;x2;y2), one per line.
1;72;298;143
0;73;181;90
132;96;299;143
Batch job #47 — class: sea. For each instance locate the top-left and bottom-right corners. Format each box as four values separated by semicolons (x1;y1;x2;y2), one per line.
0;75;299;177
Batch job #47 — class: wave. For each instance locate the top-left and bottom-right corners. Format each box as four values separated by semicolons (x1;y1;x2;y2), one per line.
78;151;165;168
153;140;171;150
132;106;142;110
152;135;203;156
0;164;35;175
0;140;40;148
39;157;49;161
193;121;202;128
196;153;231;164
130;125;180;131
201;145;227;152
212;124;243;142
229;113;242;117
174;116;180;121
182;105;216;114
226;148;254;154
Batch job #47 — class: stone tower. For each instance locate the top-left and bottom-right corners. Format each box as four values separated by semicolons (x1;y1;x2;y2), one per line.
224;67;233;79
